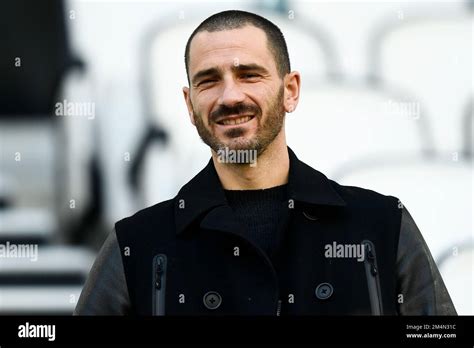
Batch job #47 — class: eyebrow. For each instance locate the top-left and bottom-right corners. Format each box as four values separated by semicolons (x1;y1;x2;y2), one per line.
232;63;269;76
191;63;270;85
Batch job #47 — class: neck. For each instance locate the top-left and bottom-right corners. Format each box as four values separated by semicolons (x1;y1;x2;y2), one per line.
211;131;289;190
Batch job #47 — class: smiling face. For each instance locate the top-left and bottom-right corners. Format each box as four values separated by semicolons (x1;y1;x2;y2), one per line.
183;25;288;156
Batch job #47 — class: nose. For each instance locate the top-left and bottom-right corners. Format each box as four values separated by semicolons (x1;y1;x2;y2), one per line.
217;77;246;107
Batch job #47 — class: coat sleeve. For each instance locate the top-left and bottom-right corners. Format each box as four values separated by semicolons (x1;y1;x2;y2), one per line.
73;229;131;315
396;206;457;315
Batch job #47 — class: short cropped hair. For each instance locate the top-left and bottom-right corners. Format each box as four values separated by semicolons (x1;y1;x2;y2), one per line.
184;10;291;82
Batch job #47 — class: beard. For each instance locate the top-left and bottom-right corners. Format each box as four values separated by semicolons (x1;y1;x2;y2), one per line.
192;85;285;158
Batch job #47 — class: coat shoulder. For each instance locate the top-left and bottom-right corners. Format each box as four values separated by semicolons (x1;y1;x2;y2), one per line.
114;199;176;241
329;179;402;212
327;180;403;248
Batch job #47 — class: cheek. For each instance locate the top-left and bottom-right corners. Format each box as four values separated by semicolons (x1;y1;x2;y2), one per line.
254;94;274;117
243;84;275;108
193;90;219;117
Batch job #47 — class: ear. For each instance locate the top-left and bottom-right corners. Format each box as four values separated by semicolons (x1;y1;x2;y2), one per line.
283;71;301;113
183;86;196;126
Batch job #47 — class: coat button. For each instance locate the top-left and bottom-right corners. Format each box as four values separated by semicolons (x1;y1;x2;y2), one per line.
315;283;333;300
203;291;222;310
303;211;318;221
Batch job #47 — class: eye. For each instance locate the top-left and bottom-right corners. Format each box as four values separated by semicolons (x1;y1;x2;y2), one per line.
242;73;259;79
198;79;217;86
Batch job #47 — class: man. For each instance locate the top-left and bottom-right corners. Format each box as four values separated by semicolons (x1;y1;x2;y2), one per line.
74;10;456;315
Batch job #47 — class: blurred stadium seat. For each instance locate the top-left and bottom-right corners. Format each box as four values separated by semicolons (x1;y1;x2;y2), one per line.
463;97;473;159
336;158;472;260
437;241;474;315
0;0;97;314
0;246;95;314
0;0;95;243
287;82;434;177
369;10;473;156
0;208;55;245
0;286;84;315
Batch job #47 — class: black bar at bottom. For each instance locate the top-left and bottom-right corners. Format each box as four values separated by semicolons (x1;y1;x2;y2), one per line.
0;316;472;346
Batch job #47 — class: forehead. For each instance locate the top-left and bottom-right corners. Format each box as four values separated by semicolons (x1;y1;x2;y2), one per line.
188;25;276;74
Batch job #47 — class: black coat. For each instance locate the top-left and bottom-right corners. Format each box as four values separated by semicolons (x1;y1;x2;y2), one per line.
75;147;457;316
117;147;400;315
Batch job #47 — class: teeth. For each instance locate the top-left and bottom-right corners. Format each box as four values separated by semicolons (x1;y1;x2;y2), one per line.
221;116;252;126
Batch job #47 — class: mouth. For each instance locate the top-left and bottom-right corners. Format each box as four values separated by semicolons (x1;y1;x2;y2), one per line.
215;114;255;126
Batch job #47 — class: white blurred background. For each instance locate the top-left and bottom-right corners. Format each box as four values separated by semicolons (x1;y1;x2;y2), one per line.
0;0;472;315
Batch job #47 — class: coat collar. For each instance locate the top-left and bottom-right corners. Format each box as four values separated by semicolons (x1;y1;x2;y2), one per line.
174;147;346;235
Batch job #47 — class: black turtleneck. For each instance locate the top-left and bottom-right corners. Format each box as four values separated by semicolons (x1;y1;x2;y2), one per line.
223;184;289;261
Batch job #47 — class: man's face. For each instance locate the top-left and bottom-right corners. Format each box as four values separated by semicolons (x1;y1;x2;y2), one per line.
183;25;286;156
